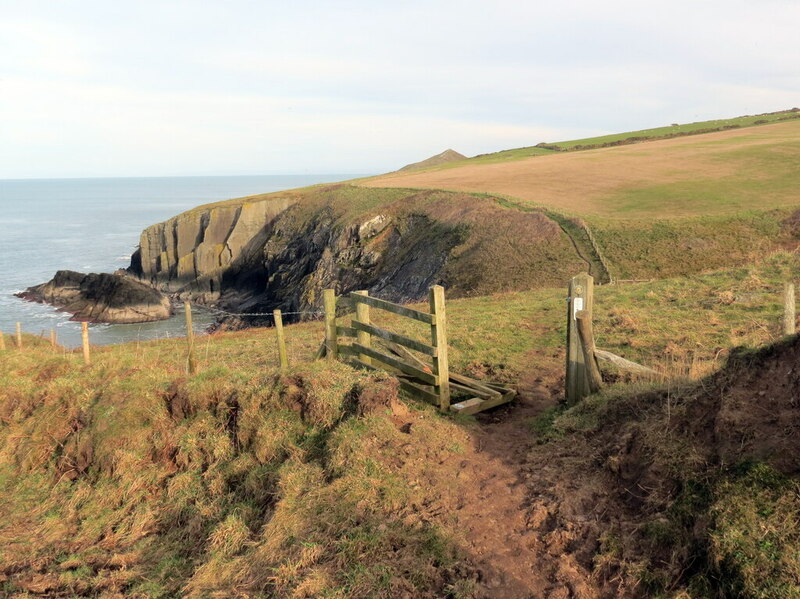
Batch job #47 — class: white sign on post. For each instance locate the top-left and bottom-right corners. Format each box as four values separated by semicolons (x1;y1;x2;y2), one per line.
573;297;584;317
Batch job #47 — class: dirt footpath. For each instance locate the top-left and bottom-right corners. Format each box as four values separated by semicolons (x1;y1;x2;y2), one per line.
433;366;615;599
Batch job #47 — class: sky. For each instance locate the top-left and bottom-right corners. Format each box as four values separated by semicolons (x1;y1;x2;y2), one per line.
1;0;798;178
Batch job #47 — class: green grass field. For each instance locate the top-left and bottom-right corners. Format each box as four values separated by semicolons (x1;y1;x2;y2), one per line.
3;252;799;597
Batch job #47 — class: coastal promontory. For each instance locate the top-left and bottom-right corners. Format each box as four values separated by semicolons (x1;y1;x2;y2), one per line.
18;270;173;324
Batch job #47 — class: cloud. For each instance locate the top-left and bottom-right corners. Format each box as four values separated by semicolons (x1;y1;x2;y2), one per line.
1;0;798;177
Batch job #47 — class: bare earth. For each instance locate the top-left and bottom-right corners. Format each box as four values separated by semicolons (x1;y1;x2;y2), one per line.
361;121;800;218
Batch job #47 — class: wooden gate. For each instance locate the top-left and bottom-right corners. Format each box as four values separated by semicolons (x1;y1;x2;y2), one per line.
320;285;515;415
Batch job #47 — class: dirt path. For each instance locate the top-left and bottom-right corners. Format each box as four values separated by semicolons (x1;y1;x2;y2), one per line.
439;367;605;599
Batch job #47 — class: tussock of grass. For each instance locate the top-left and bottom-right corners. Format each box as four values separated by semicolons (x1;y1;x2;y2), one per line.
538;333;800;598
711;464;800;599
0;345;474;597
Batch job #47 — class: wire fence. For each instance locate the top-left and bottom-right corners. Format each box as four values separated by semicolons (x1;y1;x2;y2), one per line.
4;279;797;393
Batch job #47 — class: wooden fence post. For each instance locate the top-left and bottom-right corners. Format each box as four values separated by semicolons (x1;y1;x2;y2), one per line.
274;309;288;371
0;331;5;351
323;289;338;361
566;273;594;404
429;285;451;411
15;322;22;350
50;328;57;348
783;282;796;335
575;310;603;394
185;301;197;374
354;290;371;365
81;322;91;365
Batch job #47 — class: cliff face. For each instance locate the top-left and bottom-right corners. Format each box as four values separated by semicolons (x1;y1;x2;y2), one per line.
130;191;469;325
130;186;586;327
134;196;294;295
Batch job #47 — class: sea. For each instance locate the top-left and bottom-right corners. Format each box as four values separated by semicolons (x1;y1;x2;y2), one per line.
0;175;362;348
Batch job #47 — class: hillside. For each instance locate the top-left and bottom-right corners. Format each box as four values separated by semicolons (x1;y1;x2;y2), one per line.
410;108;800;170
2;253;799;598
125;117;800;325
130;186;587;325
399;149;467;171
363;120;800;219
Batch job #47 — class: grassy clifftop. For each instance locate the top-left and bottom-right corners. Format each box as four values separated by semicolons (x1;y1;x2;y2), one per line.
0;338;480;598
3;252;800;597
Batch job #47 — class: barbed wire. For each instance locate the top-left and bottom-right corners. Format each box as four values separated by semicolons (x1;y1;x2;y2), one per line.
199;305;324;318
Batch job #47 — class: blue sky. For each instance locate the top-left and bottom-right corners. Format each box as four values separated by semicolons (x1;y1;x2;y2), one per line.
1;0;798;178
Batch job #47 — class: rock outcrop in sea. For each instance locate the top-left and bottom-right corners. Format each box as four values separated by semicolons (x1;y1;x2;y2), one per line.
18;270;173;324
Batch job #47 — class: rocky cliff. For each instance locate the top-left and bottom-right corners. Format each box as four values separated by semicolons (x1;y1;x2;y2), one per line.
129;185;585;327
18;270;172;324
133;196;294;297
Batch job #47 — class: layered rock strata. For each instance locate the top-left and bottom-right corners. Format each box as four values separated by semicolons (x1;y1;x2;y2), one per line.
129;192;471;327
133;196;294;297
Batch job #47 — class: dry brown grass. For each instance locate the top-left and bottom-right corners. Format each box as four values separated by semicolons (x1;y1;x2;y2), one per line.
362;121;800;218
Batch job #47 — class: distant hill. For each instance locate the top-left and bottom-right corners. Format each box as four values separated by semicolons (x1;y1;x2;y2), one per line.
399;148;467;171
366;118;800;219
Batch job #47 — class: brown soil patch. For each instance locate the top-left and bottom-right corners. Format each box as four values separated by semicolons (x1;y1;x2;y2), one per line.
420;351;607;599
362;121;800;218
445;334;800;598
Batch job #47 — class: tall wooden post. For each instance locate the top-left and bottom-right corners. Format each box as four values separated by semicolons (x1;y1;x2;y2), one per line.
566;273;594;404
323;289;338;361
576;310;603;394
354;290;371;365
185;301;197;374
0;332;6;351
274;309;289;371
81;322;91;365
783;282;796;335
429;285;451;411
50;329;57;348
15;322;22;350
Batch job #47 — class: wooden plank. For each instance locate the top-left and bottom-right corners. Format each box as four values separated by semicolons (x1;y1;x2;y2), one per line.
449;397;483;413
348;293;434;324
784;282;796;335
575;310;603;394
336;325;357;338
449;392;514;415
429;285;450;411
81;322;91;366
450;381;498;400
448;372;502;398
352;321;437;357
594;349;659;376
565;273;594;404
323;289;338;360
398;380;439;404
184;302;196;374
354;290;371;365
350;342;439;385
383;340;433;370
274;309;288;371
482;381;515;393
